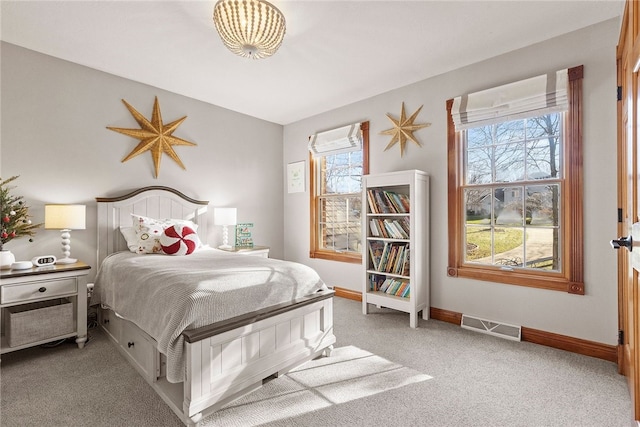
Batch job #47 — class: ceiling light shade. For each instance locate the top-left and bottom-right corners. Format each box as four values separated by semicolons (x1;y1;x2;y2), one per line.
213;0;286;59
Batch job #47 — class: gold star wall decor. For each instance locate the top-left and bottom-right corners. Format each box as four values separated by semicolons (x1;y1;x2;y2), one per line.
380;102;431;156
107;97;196;178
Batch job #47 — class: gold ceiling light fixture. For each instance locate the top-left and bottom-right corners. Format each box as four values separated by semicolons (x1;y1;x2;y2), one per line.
213;0;286;59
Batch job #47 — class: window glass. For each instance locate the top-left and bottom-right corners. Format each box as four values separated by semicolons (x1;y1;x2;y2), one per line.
310;122;369;263
319;151;363;253
462;113;562;272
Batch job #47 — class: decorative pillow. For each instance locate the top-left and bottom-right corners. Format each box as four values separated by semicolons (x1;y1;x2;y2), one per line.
160;225;199;255
131;214;198;232
119;227;139;253
131;214;201;254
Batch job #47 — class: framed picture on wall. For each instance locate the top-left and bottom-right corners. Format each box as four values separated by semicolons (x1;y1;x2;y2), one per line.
287;160;305;193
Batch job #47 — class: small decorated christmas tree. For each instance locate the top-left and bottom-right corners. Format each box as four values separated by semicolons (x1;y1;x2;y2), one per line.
0;176;42;251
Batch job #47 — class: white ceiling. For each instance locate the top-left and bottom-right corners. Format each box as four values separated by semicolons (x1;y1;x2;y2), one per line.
1;1;624;125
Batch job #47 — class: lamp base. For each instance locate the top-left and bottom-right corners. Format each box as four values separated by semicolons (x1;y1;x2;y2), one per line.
56;257;78;265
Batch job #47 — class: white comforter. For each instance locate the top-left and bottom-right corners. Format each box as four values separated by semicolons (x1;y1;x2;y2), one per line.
92;248;327;383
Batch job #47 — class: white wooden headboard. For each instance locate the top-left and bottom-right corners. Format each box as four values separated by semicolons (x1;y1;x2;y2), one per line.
96;186;209;266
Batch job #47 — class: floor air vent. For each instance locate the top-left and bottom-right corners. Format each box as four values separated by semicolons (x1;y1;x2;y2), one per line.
461;314;521;341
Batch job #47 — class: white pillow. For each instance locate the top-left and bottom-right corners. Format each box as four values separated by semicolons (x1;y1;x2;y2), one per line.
131;214;198;232
119;227;138;253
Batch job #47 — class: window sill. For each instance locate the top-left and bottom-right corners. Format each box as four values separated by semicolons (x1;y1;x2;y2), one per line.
310;250;362;264
447;265;584;294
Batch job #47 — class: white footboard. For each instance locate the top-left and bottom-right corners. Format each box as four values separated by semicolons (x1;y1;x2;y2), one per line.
182;295;334;424
99;292;335;427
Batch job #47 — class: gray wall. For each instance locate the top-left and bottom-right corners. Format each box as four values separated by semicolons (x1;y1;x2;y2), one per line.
1;17;622;346
283;19;620;345
1;42;284;280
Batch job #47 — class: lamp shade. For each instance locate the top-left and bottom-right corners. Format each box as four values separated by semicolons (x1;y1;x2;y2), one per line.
45;205;86;230
214;208;237;226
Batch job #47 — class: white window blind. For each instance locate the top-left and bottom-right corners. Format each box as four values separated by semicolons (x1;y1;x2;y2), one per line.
309;123;362;157
451;69;569;131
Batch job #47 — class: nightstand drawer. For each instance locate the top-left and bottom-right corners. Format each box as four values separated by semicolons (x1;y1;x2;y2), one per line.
1;278;78;304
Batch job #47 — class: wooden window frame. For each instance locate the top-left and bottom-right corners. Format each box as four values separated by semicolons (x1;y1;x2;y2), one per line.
309;121;369;264
446;66;584;294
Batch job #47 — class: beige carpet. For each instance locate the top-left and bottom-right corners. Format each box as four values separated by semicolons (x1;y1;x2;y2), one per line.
1;297;633;426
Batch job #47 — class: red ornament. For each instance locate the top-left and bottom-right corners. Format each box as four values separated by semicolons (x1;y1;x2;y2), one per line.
2;216;9;223
9;232;16;238
1;232;7;239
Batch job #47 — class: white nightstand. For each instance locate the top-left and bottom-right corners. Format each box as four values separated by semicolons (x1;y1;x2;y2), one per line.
0;261;90;353
219;246;270;258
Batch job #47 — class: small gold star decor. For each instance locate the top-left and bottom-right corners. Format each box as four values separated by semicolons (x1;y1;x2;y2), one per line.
380;102;431;156
107;97;196;178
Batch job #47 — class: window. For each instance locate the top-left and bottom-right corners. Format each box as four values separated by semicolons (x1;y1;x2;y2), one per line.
447;66;584;294
310;122;369;263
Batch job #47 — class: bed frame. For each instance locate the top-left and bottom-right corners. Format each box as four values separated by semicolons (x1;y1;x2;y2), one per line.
95;186;335;426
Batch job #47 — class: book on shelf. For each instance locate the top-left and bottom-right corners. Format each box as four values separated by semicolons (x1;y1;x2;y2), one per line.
366;190;379;214
368;240;385;270
369;219;379;237
369;274;387;292
388;279;402;295
368;275;411;298
374;190;391;213
383;221;400;239
379;277;393;293
394;218;410;237
402;247;410;276
369;241;410;274
395;281;408;297
401;283;410;297
369;218;409;239
367;189;410;214
383;191;408;214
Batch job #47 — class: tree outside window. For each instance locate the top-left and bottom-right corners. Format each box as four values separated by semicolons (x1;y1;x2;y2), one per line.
463;114;561;271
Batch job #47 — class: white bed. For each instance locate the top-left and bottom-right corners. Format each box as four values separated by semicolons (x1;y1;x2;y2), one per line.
94;186;335;426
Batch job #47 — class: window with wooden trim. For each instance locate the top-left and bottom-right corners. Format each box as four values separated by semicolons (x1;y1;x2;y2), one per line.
447;66;584;294
310;122;369;263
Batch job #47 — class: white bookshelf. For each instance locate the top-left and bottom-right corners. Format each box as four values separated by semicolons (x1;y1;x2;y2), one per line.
362;170;429;328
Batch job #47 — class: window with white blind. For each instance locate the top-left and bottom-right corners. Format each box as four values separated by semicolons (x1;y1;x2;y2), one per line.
309;122;369;263
447;66;584;294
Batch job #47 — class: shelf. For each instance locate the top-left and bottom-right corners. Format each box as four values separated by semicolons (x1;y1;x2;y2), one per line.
0;331;78;354
367;213;409;217
366;270;409;280
366;290;410;301
362;170;430;328
367;237;409;243
365;291;414;314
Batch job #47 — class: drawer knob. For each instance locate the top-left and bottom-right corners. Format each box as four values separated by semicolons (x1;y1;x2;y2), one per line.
38;287;46;293
127;342;134;348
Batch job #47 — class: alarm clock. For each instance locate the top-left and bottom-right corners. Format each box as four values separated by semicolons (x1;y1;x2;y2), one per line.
31;255;57;267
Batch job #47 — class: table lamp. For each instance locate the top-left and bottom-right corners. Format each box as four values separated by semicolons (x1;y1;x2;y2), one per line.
45;204;86;264
214;207;236;249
